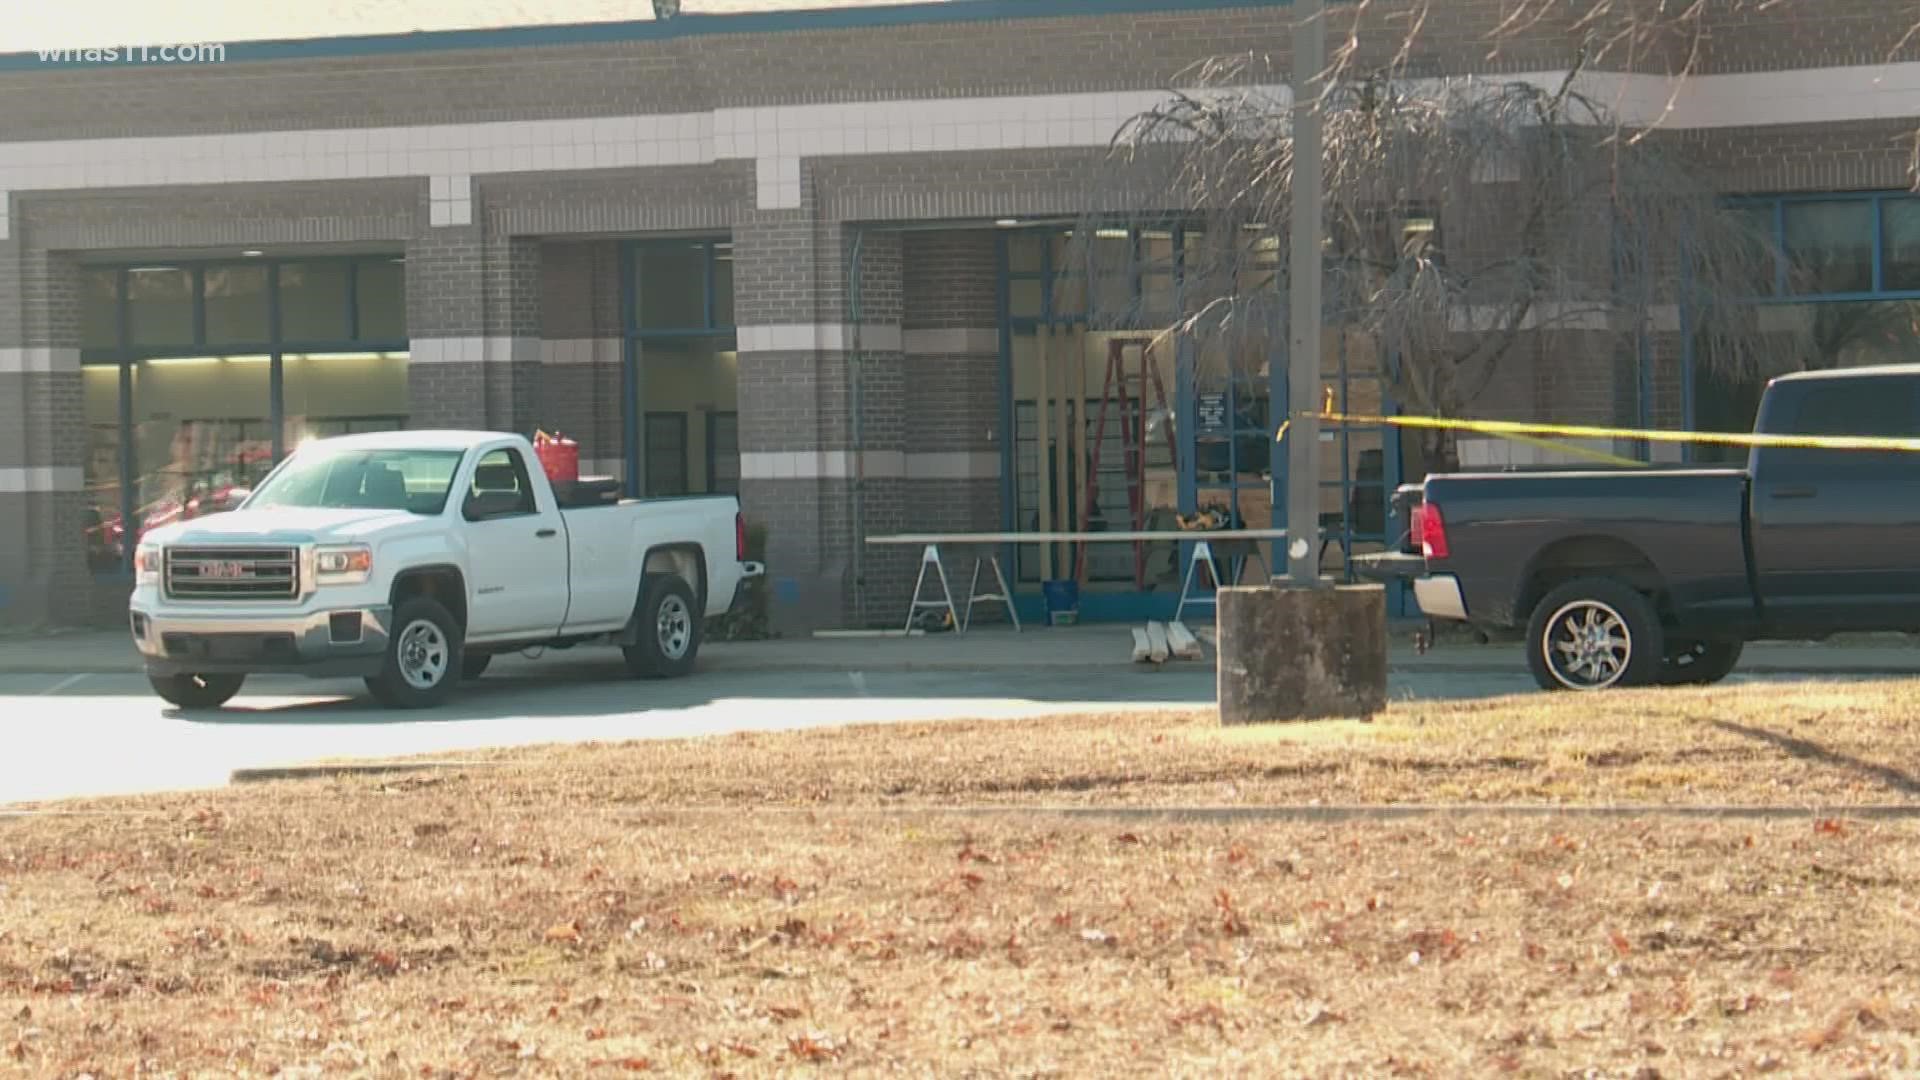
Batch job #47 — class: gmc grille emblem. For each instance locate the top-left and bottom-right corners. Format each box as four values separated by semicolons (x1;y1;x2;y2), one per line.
202;561;250;580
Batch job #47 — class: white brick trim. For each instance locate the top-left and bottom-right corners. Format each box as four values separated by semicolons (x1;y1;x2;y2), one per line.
739;450;999;480
0;466;83;493
0;346;79;373
902;328;1000;355
539;338;623;366
736;323;903;354
428;173;472;226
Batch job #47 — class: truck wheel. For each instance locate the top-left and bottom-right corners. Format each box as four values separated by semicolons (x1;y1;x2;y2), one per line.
623;573;701;679
1660;640;1743;686
1526;578;1665;692
365;597;463;709
148;672;245;710
462;653;493;680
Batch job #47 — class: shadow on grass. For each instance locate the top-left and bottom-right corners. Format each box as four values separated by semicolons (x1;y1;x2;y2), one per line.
1709;718;1920;797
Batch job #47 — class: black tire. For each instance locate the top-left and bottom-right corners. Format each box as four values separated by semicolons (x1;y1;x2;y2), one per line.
148;672;245;710
1525;577;1665;692
365;596;464;709
461;652;493;680
1660;640;1743;686
622;573;701;679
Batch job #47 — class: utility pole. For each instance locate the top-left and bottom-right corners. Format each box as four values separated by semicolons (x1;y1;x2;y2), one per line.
1283;0;1326;586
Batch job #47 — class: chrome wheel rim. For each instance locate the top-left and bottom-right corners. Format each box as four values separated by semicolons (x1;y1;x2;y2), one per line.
397;618;450;690
656;593;692;660
1543;600;1632;690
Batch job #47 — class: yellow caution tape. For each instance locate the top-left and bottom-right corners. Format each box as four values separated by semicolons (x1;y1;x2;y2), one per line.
1281;406;1920;455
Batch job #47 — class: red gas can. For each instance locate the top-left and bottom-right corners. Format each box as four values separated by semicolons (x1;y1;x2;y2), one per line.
533;430;580;486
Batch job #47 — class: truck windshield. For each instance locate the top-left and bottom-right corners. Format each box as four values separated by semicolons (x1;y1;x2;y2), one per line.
243;448;467;515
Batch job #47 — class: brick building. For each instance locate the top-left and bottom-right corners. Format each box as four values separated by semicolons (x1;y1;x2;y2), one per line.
0;0;1915;631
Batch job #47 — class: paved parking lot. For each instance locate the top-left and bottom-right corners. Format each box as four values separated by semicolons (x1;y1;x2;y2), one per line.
3;642;1891;807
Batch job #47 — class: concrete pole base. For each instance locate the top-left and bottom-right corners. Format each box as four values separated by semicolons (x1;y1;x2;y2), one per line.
1217;583;1389;724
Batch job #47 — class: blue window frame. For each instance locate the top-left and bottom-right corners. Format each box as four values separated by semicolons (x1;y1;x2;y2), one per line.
1722;191;1920;304
81;254;409;579
619;237;737;496
1685;191;1920;463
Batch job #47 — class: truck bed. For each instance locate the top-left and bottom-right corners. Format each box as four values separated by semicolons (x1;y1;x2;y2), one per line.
1425;468;1754;627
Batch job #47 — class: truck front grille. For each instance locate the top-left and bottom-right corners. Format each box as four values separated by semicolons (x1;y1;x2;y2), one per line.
164;546;300;601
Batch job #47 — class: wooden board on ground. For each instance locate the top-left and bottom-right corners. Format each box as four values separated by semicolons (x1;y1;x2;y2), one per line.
1145;621;1172;664
1166;620;1203;660
1130;627;1151;663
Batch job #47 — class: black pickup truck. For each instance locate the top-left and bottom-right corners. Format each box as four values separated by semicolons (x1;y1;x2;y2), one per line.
1363;364;1920;691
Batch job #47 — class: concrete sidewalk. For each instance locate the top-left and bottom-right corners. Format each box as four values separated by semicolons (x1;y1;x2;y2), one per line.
1;624;1914;677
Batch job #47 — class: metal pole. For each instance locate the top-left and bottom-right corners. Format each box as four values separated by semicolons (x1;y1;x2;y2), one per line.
1284;0;1326;585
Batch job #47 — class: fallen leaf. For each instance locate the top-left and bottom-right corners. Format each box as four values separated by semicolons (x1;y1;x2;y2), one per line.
787;1033;838;1062
767;1004;804;1020
1608;930;1633;957
1815;819;1847;837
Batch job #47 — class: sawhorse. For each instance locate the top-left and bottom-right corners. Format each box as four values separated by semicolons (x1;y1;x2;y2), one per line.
1173;540;1272;624
904;544;1022;634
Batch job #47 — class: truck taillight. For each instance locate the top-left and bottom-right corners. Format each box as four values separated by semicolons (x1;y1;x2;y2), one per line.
1419;503;1450;560
735;512;748;563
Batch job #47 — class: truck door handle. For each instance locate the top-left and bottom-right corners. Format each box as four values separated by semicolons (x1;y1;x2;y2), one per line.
1769;486;1818;500
535;528;558;538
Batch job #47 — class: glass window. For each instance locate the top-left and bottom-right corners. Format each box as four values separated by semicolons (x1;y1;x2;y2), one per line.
465;448;537;518
1725;203;1781;297
202;265;269;345
81;270;118;350
707;411;740;496
1884;198;1920;293
1787;380;1913;438
645;412;688;496
633;338;734;496
82;365;126;574
712;249;735;328
1009;279;1044;319
1007;234;1043;274
634;243;709;331
282;352;411;452
355;257;407;341
1783;200;1873;295
126;267;193;346
279;262;351;342
249;445;464;515
129;356;273;540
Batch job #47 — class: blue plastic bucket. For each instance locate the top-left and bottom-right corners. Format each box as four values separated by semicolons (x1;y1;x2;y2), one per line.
1041;579;1080;626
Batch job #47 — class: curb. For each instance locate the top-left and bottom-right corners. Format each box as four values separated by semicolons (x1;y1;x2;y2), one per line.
616;802;1920;823
228;760;501;784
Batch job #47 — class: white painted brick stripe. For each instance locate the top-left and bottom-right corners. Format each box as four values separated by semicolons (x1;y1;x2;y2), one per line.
902;328;999;355
539;338;623;366
736;323;903;354
0;347;80;374
0;466;83;493
739;450;999;481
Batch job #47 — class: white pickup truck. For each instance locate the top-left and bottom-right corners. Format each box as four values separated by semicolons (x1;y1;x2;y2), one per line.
127;430;762;710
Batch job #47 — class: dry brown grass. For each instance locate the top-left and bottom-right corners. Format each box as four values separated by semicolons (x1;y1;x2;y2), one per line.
441;678;1920;809
6;681;1920;1076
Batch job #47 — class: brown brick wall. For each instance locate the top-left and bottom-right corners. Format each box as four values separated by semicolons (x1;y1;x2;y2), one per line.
17;181;417;251
0;2;1616;142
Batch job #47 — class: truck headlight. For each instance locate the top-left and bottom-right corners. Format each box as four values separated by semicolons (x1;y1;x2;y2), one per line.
314;545;373;585
134;544;162;585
